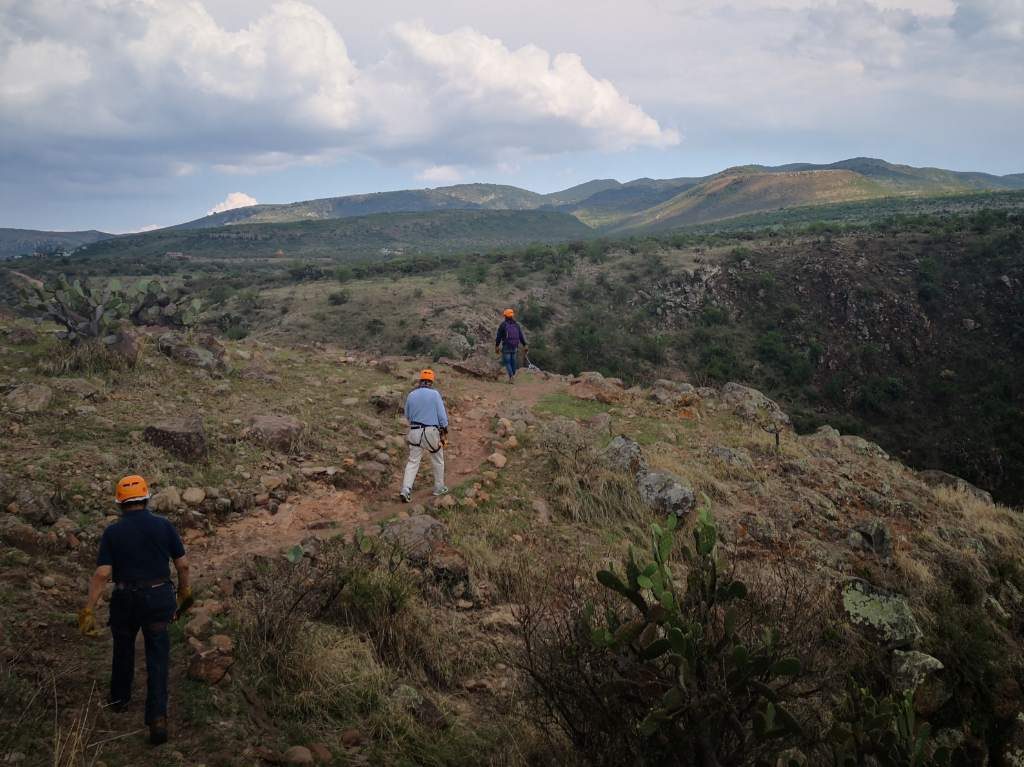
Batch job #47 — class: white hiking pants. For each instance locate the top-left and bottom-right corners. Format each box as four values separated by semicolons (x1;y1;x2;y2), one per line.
401;426;445;494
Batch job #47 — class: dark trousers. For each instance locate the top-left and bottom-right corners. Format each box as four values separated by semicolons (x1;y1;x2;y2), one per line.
108;581;176;724
502;349;519;378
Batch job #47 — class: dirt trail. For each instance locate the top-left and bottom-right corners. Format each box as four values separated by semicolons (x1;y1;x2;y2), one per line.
188;369;563;583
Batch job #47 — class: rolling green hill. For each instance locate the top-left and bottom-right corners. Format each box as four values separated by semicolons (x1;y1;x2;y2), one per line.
166;158;1024;236
81;209;592;261
0;228;113;260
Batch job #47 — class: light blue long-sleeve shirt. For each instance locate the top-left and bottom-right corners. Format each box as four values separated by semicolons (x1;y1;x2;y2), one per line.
404;386;449;428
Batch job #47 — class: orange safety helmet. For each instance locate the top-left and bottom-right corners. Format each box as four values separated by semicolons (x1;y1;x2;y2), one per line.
115;474;150;504
503;308;515;318
419;369;436;382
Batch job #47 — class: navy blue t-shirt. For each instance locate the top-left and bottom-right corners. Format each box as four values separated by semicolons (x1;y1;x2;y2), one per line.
97;509;186;582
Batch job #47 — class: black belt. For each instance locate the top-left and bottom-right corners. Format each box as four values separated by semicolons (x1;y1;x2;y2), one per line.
410;422;439;429
114;578;170;591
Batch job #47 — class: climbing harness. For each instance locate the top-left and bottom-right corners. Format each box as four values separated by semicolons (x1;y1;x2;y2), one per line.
408;422;444;453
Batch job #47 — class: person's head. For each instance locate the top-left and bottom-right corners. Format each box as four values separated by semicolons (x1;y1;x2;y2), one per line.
503;308;515;320
115;474;150;512
418;368;436;388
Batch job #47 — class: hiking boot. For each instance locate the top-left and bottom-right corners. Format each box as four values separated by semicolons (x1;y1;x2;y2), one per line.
400;489;412;503
432;486;450;496
149;717;168;746
107;699;131;714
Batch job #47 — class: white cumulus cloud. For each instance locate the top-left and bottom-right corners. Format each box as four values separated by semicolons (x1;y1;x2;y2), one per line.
208;192;259;215
0;0;675;189
416;164;464;183
392;21;679;152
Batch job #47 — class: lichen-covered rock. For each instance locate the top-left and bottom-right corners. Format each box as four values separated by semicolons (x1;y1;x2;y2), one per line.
709;446;754;469
381;514;448;560
51;378;102;400
841;435;889;460
851;519;893;560
842;579;922;649
368;386;403;413
157;332;227;372
721;382;790;427
637;471;696;518
244;414;303;451
144;416;207;460
803;425;842;449
150;486;181;513
604;435;647;476
892;650;947;715
5;384;52;413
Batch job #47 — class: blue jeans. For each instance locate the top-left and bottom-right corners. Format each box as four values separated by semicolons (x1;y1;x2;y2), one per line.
502;349;519;378
108;581;176;724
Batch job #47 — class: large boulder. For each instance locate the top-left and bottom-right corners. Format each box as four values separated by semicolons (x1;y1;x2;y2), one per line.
244;414;304;451
850;519;893;560
381;514;448;560
144;416;207;460
157;332;227;372
51;378;102;400
637;471;696;518
918;469;993;505
5;384;52;413
381;514;469;590
445;334;473;360
444;354;501;380
841;435;889;460
368;386;404;413
842;579;922;649
892;650;947;716
604;436;648;477
709;446;754;470
721;382;790;427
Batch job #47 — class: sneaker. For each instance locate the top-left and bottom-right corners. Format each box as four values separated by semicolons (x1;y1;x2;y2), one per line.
399;490;412;503
149;717;168;746
432;486;449;496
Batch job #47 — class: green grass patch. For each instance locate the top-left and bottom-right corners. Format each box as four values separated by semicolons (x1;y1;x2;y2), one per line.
533;392;610;420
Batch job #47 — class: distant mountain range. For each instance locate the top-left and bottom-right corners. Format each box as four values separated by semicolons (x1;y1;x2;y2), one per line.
0;228;112;260
4;158;1022;259
174;157;1024;234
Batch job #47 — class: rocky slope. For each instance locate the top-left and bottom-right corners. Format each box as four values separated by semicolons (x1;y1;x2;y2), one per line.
1;317;1023;765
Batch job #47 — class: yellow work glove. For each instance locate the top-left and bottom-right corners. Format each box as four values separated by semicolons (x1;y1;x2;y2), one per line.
78;607;100;638
175;585;194;620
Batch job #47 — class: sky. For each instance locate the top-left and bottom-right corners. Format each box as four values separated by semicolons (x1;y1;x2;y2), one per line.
0;0;1021;232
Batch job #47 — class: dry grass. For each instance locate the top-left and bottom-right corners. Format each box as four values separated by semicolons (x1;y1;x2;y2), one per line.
933;486;1024;546
52;683;103;767
37;338;140;377
284;623;395;721
537;421;650;529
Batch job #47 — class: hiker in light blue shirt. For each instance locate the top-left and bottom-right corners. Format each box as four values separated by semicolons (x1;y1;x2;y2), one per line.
400;369;449;503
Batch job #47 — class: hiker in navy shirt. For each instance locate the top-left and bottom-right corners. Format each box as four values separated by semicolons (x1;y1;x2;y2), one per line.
78;475;193;746
495;308;528;384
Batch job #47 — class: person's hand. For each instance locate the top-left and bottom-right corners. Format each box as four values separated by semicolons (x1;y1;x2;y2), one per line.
78;607;100;638
494;347;500;356
175;585;194;620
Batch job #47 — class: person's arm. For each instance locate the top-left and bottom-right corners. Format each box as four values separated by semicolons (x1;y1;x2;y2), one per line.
436;391;449;430
78;563;111;636
84;565;112;612
404;391;412;423
495;324;504;352
173;555;191;592
520;325;528;351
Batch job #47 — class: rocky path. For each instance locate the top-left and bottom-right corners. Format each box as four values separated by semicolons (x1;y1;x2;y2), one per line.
187;369;561;585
